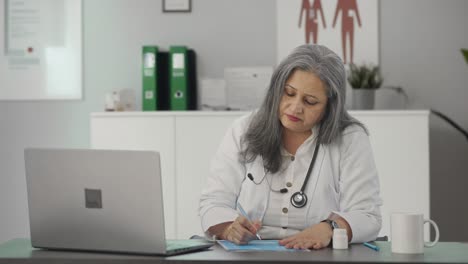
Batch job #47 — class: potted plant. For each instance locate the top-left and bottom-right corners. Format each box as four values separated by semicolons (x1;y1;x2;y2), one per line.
348;63;384;110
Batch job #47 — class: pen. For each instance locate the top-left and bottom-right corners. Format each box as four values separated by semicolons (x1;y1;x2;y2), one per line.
236;202;262;240
363;242;380;251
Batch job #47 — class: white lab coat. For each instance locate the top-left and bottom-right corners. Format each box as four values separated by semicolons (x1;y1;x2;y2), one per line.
199;113;382;243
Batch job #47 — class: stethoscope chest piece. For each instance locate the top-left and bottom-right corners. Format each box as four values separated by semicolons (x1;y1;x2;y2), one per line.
291;191;308;208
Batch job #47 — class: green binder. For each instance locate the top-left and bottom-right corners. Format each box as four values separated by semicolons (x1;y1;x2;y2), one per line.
169;46;189;110
142;46;158;111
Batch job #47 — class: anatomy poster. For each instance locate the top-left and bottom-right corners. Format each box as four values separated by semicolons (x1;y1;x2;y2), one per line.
277;0;379;65
0;0;82;100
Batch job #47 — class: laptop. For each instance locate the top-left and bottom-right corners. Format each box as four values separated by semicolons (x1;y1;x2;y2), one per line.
24;148;213;255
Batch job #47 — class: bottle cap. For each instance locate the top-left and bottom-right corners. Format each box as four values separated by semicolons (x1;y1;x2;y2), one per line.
333;228;347;236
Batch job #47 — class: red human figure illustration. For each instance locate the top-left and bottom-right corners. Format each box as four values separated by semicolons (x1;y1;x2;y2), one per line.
298;0;326;44
332;0;361;64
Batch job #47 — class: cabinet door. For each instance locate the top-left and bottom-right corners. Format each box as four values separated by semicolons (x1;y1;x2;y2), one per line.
90;116;177;239
175;115;242;239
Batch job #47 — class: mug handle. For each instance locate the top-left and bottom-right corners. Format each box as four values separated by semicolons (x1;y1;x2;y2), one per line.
424;219;440;247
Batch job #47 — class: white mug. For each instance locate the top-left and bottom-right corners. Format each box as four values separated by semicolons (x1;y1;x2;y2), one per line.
391;212;440;254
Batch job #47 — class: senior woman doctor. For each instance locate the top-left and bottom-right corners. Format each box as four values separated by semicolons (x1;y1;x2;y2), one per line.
199;44;382;250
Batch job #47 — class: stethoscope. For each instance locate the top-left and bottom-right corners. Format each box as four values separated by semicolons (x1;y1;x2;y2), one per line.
247;142;321;208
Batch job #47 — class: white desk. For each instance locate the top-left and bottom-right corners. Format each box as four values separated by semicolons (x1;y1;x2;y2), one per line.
90;110;430;240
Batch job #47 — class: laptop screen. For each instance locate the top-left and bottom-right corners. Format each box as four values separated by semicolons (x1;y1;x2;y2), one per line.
25;148;169;254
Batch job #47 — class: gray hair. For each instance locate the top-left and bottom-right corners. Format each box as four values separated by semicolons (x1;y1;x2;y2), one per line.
240;44;366;173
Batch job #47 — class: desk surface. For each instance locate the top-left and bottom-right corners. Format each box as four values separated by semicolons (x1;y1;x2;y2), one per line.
1;239;468;264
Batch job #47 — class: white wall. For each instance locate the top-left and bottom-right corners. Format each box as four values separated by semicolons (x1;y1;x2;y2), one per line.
1;0;467;243
380;0;468;241
0;0;276;243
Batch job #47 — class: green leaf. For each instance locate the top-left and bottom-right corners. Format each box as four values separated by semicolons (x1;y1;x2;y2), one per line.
347;63;383;89
462;49;468;64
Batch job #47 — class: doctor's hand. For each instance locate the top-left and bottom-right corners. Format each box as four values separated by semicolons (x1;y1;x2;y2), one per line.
221;216;262;245
279;222;332;250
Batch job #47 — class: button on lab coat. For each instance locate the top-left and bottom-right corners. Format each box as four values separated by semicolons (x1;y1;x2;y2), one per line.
199;113;382;243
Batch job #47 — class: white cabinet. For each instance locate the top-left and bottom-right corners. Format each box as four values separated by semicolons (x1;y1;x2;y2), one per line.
91;112;243;239
174;115;241;239
90;115;177;238
90;110;430;239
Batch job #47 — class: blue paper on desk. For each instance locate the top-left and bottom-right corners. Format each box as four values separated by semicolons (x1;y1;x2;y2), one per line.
217;240;305;252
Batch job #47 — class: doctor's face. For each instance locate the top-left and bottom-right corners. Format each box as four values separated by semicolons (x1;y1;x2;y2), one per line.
279;69;328;136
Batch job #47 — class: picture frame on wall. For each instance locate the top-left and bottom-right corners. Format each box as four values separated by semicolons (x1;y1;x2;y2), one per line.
163;0;191;13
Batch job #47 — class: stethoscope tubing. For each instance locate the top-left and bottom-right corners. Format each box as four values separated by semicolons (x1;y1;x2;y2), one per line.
248;142;321;208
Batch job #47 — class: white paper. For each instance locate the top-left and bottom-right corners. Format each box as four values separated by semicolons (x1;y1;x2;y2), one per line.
144;53;155;68
172;53;185;69
200;78;226;110
224;67;273;110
